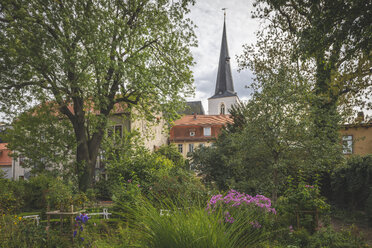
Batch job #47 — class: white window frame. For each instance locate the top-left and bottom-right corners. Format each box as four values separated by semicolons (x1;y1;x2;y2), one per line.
203;127;211;136
178;144;183;153
342;135;353;154
188;143;194;153
190;131;195;136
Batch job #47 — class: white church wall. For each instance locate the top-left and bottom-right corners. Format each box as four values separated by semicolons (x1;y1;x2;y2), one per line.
208;96;238;115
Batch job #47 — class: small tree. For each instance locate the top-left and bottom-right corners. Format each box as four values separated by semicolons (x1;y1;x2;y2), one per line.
3;105;76;178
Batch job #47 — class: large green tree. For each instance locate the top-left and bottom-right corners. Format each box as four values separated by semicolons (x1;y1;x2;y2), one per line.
0;0;196;191
250;0;371;141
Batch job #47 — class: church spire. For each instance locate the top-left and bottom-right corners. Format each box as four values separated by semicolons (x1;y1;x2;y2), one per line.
210;10;236;99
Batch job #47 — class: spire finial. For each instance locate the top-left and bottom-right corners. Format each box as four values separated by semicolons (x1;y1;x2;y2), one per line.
222;8;227;21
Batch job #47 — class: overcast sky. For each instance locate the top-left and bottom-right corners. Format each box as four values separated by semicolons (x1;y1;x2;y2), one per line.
186;0;260;113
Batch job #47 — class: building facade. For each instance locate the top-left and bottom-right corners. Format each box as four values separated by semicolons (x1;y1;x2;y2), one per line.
340;122;372;156
169;114;232;158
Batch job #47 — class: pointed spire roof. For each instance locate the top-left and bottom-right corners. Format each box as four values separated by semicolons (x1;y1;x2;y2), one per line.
209;13;237;99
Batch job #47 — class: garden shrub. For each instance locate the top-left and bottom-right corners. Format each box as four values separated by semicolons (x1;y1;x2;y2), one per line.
276;177;330;233
365;189;372;227
95;179;112;200
0;178;25;214
23;173;56;211
46;179;74;211
308;225;369;248
154;144;187;168
331;155;372;211
149;167;208;207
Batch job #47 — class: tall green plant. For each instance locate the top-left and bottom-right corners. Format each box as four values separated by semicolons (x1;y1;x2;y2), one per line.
131;197;269;248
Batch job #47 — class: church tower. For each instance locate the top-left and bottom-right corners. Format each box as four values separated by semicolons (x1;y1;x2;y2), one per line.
208;12;238;115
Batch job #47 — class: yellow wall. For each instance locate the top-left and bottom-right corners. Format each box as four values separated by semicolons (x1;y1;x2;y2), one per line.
171;141;214;158
340;125;372;156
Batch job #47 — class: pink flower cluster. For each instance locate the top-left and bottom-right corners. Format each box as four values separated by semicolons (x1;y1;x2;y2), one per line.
207;190;276;215
305;185;314;188
224;211;235;223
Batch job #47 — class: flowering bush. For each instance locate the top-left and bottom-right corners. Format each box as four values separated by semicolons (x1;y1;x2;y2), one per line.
207;190;277;246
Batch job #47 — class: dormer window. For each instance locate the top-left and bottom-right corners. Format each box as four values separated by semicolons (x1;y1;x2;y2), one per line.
220;103;225;115
190;131;195;136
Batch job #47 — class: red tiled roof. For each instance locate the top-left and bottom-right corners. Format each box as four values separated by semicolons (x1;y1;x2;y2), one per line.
0;143;12;165
0;143;8;150
29;100;128;119
173;115;233;126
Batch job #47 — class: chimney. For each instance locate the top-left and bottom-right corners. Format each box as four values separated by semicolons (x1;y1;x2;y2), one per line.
193;112;197;120
356;111;364;123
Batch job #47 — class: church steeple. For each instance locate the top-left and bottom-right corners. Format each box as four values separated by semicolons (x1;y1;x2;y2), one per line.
210;12;236;99
208;11;239;115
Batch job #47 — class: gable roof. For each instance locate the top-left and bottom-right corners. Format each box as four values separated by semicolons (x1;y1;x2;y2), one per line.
179;101;205;115
173;114;232;126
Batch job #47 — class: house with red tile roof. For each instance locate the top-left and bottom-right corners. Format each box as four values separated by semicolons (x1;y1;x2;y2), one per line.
0;143;12;179
169;114;232;157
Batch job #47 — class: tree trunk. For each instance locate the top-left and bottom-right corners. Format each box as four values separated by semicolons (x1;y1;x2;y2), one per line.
74;121;105;192
61;100;106;192
272;167;278;202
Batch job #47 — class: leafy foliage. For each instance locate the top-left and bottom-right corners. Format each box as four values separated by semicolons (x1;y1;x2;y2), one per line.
192;62;342;200
0;178;25;214
331;155;372;211
251;0;372;115
0;0;196;190
277;177;330;233
2;105;76;178
155;144;187;168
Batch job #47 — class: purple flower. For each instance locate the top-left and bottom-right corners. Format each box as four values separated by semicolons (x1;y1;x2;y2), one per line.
73;230;77;237
250;220;262;229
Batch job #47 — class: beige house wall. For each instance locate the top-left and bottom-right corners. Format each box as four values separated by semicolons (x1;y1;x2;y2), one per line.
340;125;372;156
131;118;168;151
106;112;168;152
